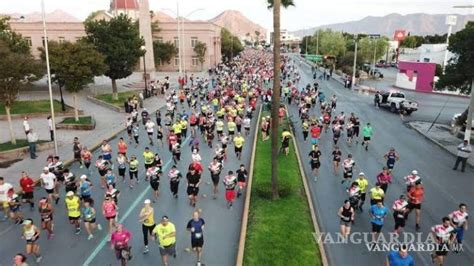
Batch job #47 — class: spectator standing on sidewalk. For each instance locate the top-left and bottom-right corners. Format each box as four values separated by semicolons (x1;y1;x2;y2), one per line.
453;140;472;172
26;129;38;159
47;116;54;141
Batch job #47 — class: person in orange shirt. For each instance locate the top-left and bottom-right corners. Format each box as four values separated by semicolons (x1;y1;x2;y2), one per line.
117;138;128;157
278;105;286;124
406;181;424;231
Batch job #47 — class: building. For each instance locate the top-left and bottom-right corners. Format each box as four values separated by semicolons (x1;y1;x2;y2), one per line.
399;44;455;66
5;0;221;72
270;29;301;50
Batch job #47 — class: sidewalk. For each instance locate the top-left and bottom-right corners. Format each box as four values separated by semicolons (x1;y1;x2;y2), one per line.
0;89;166;183
407;121;474;167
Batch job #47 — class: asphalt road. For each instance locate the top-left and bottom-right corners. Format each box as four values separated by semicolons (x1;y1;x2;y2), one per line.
0;101;259;266
292;58;474;266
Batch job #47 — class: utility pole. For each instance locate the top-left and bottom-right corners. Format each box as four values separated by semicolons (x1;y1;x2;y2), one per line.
176;2;182;74
351;35;358;91
443;15;457;74
316;30;319;55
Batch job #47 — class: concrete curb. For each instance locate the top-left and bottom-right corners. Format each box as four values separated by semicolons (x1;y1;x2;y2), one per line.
0;110;84;121
56;117;96;131
0;141;55;163
286;107;329;266
393;86;470;99
86;96;124;113
406;122;473;168
236;105;262;266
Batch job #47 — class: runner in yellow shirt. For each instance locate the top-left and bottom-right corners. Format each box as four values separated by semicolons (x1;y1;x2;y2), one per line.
153;216;176;266
233;133;245;160
370;183;385;206
355;173;369;211
65;191;81;235
139;199;155;254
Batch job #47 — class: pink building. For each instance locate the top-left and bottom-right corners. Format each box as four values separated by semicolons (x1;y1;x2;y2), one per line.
5;0;221;72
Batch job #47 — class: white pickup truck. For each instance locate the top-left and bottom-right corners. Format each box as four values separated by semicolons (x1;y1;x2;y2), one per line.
378;91;418;115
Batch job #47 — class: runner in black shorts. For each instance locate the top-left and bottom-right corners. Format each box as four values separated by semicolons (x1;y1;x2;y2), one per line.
186;211;205;264
332;146;342;175
308;146;322;181
186;168;201;207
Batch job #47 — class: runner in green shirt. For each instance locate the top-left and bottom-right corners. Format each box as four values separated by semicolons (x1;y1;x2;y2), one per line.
362;123;373;151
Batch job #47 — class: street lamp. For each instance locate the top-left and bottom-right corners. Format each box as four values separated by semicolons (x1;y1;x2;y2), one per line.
351;34;358;91
443;15;457;74
41;0;58;155
453;5;474;141
140;45;148;98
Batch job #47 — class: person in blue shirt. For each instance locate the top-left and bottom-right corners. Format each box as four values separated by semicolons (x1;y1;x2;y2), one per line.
386;244;415;266
370;200;388;242
79;175;93;200
186;210;205;265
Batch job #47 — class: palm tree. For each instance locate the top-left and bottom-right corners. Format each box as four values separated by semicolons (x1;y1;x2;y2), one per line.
267;0;294;200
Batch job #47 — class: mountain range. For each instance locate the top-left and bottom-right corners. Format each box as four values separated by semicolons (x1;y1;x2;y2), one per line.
292;13;474;37
209;10;267;40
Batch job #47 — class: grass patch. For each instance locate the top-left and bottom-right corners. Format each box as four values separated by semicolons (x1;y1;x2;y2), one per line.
0;139;49;152
95;91;139;108
0;100;71;115
61;116;93;125
244;112;321;265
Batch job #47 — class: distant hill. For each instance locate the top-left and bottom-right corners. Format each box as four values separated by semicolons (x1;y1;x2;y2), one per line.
292;13;474;37
4;9;81;22
209;10;267;40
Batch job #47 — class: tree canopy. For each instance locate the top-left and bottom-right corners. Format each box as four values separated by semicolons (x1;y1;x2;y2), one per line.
436;21;474;94
221;28;243;61
194;41;207;69
0;16;30;54
153;40;177;66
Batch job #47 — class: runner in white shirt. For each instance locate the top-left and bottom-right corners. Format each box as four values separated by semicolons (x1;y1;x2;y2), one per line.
145;120;155;145
403;170;421;192
392;195;409;234
40;167;59;204
0;177;13;220
431;217;456;265
243;117;251;136
448;203;469;245
191;149;202;163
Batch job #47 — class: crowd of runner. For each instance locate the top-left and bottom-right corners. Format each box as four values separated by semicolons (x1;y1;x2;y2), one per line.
0;49;276;266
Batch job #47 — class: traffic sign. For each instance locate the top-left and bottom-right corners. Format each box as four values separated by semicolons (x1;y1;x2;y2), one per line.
304;54;323;62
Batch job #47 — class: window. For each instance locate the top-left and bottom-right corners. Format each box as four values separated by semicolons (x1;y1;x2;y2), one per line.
24;37;32;46
41;37;47;47
58;37;65;44
192;57;199;67
174;37;179;50
174;57;180;66
191;37;198;48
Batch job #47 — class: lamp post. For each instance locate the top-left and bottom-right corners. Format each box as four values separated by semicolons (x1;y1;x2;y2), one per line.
443;15;457;74
140;45;148;98
453;5;474;141
41;0;58;155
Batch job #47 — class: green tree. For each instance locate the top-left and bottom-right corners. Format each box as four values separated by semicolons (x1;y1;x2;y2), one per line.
41;41;107;121
437;21;474;94
220;28;243;61
153;41;177;66
0;40;42;145
400;35;423;48
193;41;207;70
84;14;144;100
267;0;294;200
357;37;389;65
0;17;30;54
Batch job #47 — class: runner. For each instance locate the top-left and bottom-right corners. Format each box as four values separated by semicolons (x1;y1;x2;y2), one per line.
110;224;132;266
168;165;182;198
143;147;155;176
342;154;355;187
233;132;245;160
172;142;182;164
384;148;400;172
128;155;139;188
223;171;238;209
208;158;222;199
369;183;385;206
21;219;42;263
392;195;409;235
332;146;342;175
186;168;201;207
8;193;23;224
431;217;456;266
153;216;177;266
117;153;127;183
19;172;35;211
376;167;392;193
95;155;109;189
403;170;421;192
65;191;81;235
82;198;102;240
406;181;424;231
101;140;113;167
145;119;155;145
187;211;205;265
38;197;54;239
236;164;248;198
13;253;28;266
448;203;469;246
147;166;161;203
338;200;354;239
386;244;414;266
369;200;388;243
81;147;93;171
102;195;118;241
139;199;155;254
132;123;140;147
355;173;369;212
117;137;128;157
40;167;59;205
73;137;83;168
79;175;93;201
361;123;373;151
308;145;322;182
0;177;13;221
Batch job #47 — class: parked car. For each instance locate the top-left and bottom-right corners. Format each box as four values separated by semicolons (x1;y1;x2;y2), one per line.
378;91;418;115
375;60;390;68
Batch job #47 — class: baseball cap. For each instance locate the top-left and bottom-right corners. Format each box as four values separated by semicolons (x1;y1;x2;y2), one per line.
358;172;365;176
66;191;74;197
22;219;32;225
80;175;87;180
161;215;169;221
43;167;49;171
144;199;151;204
411;170;418;175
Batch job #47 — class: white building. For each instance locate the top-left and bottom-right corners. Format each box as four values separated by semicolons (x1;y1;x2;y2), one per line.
399;43;455;66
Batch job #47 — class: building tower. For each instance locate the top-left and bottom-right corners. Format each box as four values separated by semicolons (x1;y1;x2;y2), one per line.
139;0;156;77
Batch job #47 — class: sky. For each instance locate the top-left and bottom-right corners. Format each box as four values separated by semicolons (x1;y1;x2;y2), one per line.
0;0;473;32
